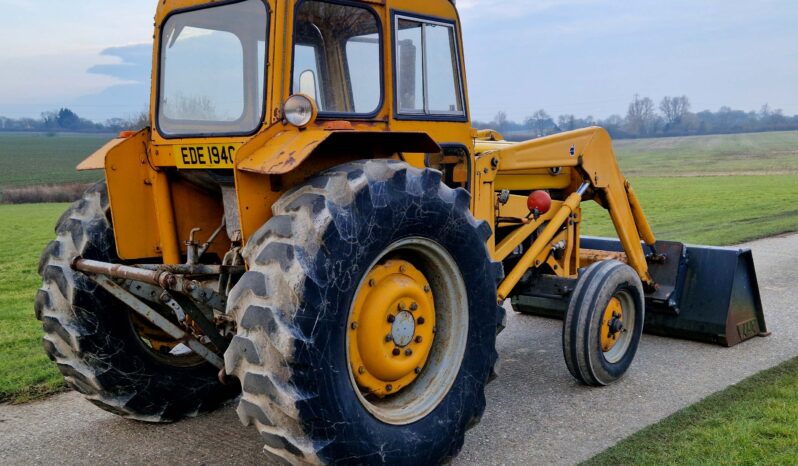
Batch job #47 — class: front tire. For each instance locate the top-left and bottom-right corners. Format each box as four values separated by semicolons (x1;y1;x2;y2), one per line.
224;161;504;465
563;260;645;386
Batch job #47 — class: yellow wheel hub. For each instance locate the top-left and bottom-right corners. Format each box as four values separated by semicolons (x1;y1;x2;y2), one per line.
600;297;625;352
349;259;436;397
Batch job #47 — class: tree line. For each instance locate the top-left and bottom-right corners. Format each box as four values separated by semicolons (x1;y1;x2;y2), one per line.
474;95;798;140
0;108;148;134
2;97;798;140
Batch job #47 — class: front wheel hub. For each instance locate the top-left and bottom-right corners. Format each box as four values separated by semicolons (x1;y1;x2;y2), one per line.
349;260;436;397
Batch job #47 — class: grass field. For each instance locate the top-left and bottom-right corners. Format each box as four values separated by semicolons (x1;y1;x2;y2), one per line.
614;130;798;176
0;204;68;402
0;132;108;188
585;356;798;465
582;175;798;245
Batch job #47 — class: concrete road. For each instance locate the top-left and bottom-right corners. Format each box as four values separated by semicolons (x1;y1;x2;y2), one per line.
2;234;797;465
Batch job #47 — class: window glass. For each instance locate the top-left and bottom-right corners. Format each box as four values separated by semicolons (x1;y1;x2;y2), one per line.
394;16;464;118
346;33;381;112
293;1;382;115
396;20;423;113
425;24;463;114
158;0;268;136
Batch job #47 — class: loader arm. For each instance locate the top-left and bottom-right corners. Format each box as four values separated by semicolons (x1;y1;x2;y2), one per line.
475;127;657;300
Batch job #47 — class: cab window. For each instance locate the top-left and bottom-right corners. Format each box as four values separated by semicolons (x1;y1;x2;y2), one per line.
395;15;465;118
158;0;268;137
292;1;382;115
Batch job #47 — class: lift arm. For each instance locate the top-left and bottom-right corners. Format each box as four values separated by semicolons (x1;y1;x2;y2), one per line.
479;127;657;301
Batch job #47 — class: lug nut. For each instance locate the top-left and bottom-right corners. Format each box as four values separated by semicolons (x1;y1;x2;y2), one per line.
386;384;393;392
432;326;437;334
368;279;376;287
405;348;413;356
424;285;431;293
415;367;422;374
358;366;366;374
387;315;396;323
410;302;418;311
385;334;393;342
393;348;401;356
399;265;407;273
415;336;423;344
417;317;425;325
398;302;407;311
351;322;358;330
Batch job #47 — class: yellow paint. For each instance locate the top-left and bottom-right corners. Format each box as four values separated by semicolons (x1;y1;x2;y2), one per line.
349;260;436;398
601;297;624;352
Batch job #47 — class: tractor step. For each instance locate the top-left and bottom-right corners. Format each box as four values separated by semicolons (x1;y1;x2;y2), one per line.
512;237;769;347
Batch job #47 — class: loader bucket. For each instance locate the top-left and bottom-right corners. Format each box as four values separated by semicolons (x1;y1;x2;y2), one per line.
580;237;768;347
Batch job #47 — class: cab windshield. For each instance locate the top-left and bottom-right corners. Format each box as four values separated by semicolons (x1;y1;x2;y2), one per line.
292;0;382;116
158;0;268;137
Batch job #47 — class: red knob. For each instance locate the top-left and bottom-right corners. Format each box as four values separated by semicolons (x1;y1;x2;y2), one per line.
527;190;552;215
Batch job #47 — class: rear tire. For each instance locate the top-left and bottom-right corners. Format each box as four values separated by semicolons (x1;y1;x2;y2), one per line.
563;260;645;386
35;182;237;421
224;160;504;465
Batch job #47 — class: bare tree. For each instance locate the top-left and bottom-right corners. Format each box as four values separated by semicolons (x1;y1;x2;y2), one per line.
493;111;508;132
526;109;554;137
660;95;691;126
626;94;657;136
558;114;576;132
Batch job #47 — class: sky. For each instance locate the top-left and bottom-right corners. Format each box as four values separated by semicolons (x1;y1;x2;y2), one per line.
0;0;796;122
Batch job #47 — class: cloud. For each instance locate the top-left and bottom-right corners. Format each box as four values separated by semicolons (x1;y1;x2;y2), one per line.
88;44;152;83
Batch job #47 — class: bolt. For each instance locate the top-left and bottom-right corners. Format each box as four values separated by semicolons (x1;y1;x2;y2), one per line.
385;334;393;342
393;348;401;356
358;366;366;374
415;336;423;344
368;279;376;287
553;265;559;270
399;265;407;273
410;302;419;311
424;285;431;293
535;260;541;266
386;384;393;392
398;302;407;311
351;322;358;330
415;367;422;374
405;348;413;356
417;317;425;325
432;326;438;334
387;315;396;323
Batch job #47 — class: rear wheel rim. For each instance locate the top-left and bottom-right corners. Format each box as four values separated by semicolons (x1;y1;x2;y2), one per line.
346;237;468;425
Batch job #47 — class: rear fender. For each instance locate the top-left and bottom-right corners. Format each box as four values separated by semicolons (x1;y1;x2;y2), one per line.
236;129;441;175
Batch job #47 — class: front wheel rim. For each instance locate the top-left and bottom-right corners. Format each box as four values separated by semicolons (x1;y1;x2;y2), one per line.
601;290;636;364
346;237;469;425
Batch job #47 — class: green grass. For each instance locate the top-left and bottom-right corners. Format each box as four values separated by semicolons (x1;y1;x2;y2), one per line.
0;132;109;188
0;204;68;402
585;357;798;465
581;175;798;245
614;130;798;177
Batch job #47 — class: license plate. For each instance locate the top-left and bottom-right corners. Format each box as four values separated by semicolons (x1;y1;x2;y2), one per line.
174;143;242;169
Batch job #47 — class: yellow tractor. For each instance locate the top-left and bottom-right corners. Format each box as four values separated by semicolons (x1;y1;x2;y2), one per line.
36;0;766;463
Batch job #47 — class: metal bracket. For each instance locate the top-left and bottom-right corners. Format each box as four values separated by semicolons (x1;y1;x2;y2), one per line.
92;274;224;369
